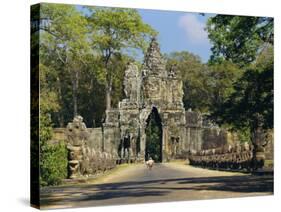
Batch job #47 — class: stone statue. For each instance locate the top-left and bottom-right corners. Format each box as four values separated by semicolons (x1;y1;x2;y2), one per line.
66;116;89;179
168;64;179;78
66;115;87;146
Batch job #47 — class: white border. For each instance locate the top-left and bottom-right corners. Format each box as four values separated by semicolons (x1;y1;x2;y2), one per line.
0;0;279;212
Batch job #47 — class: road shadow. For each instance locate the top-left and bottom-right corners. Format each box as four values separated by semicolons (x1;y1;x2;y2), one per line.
40;174;273;208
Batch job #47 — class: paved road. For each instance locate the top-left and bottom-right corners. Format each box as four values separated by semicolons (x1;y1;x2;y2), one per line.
40;163;273;209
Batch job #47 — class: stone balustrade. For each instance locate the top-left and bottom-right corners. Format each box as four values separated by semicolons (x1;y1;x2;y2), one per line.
65;116;117;179
188;143;266;171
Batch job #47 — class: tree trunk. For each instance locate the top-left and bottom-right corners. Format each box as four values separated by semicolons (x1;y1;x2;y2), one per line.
72;70;79;117
106;89;111;110
104;49;112;111
105;77;112;110
57;76;64;127
251;124;265;170
73;86;78;117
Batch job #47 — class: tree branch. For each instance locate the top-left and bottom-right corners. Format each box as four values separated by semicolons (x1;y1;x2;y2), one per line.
39;27;59;38
56;49;67;64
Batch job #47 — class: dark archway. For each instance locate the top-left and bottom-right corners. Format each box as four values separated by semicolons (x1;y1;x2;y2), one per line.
145;107;163;162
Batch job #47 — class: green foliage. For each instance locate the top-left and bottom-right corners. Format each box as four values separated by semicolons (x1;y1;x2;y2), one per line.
207;61;243;114
39;5;157;126
210;47;273;143
39;102;67;186
39;101;68;186
40;3;90;117
207;15;273;67
237;128;251;144
165;52;242;114
206;15;273;146
145;110;162;162
216;65;273;130
39;55;67;186
87;7;157;110
37;5;159;184
88;7;157;55
40;140;68;186
165;51;210;112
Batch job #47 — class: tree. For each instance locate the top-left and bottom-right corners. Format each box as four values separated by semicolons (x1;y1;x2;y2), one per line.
38;5;157;127
207;15;273;67
165;52;242;114
77;53;134;126
165;51;210;112
87;7;157;110
39;63;68;186
40;4;89;117
211;47;273;166
207;61;243;115
207;15;274;168
206;15;274;156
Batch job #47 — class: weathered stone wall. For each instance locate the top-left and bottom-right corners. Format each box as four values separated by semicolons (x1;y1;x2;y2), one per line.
87;128;103;150
201;128;228;150
185;111;203;152
184;111;242;153
102;109;120;155
185;127;202;151
53;127;103;151
52;116;117;179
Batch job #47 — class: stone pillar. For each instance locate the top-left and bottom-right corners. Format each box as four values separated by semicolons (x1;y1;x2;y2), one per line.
186;127;190;151
103;109;120;154
179;125;186;155
162;125;169;162
139;125;146;161
197;128;203;150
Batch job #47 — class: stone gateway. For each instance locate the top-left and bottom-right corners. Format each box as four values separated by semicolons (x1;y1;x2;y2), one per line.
103;38;187;162
52;38;257;178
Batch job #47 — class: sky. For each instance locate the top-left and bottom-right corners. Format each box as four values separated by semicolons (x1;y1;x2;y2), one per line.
138;9;214;63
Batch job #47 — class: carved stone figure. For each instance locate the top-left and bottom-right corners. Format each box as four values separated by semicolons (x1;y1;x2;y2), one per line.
188;142;257;171
66;116;116;178
123;63;140;102
66;116;88;178
143;37;166;76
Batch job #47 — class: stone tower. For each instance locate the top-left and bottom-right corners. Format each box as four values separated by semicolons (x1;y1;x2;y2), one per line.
138;38;187;161
104;38;188;162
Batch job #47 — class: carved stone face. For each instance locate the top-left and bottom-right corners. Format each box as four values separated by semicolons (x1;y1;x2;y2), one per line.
66;116;89;147
123;63;140;102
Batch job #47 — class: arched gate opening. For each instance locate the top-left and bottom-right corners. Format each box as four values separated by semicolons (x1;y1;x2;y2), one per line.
145;107;163;162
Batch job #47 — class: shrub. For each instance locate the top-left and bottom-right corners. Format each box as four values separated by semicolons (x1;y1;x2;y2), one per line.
39;113;68;186
40;141;68;186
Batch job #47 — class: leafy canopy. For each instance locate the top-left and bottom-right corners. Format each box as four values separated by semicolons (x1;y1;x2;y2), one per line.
207;15;273;67
88;7;157;56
